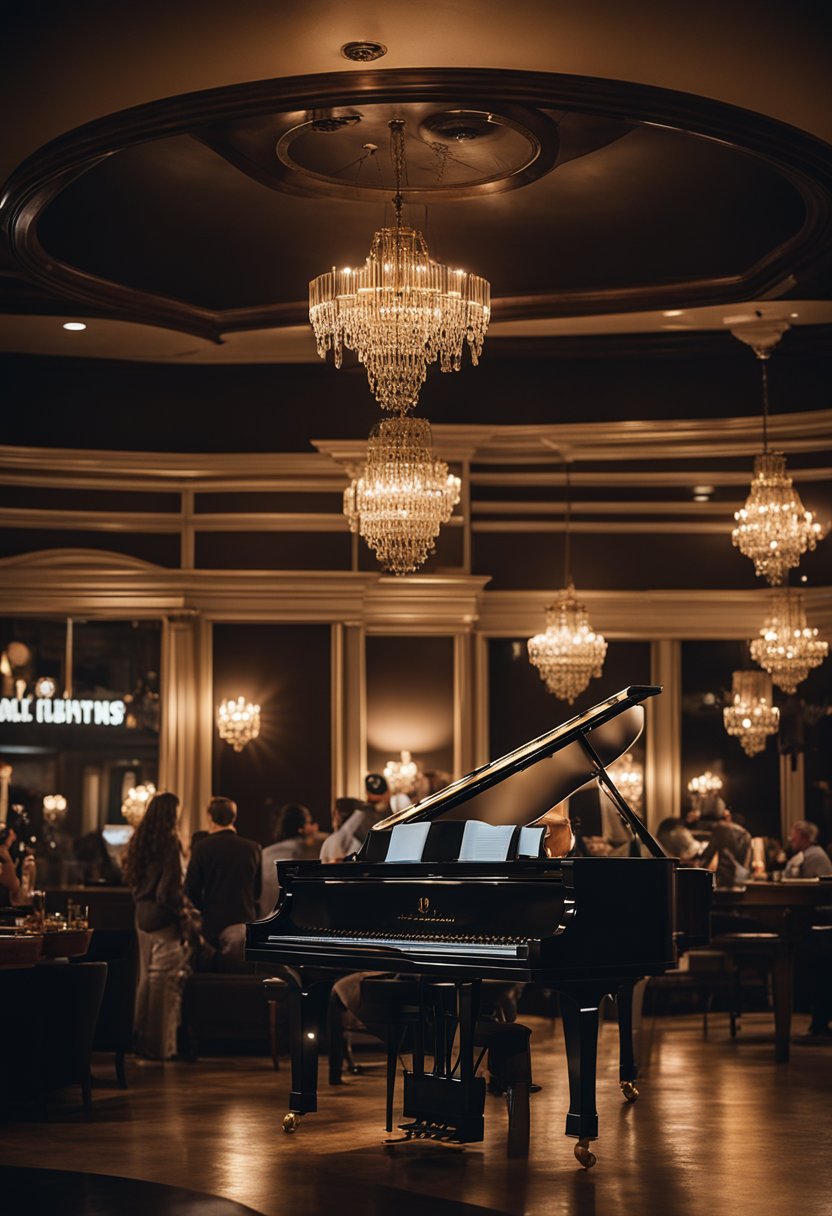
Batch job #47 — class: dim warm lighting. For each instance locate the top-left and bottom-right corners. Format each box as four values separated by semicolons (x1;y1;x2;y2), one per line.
34;676;57;699
663;309;684;317
344;416;461;575
383;750;421;794
687;771;723;797
42;794;68;824
723;671;779;756
750;591;828;694
607;753;644;815
62;322;87;331
309;119;490;415
121;783;156;827
527;463;607;704
730;321;825;584
216;696;261;751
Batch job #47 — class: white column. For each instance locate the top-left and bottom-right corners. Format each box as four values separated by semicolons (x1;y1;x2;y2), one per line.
454;632;476;779
473;632;490;768
646;640;681;832
159;613;211;842
331;622;365;800
779;752;805;841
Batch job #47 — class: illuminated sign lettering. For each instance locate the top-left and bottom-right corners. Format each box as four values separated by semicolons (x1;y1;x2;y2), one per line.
0;697;127;727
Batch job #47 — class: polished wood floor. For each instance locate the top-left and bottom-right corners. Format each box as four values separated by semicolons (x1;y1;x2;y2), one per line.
1;1014;831;1216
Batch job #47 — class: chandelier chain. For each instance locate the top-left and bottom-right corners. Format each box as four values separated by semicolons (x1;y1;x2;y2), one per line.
564;462;573;586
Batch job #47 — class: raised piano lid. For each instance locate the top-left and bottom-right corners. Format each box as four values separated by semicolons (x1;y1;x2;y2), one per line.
372;684;661;834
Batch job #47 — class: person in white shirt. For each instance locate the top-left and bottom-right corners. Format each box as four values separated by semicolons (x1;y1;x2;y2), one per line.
784;820;832;878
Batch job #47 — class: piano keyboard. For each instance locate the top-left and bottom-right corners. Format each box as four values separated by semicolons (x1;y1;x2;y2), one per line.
267;932;530;959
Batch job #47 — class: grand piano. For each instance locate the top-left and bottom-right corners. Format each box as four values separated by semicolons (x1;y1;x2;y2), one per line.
247;685;712;1167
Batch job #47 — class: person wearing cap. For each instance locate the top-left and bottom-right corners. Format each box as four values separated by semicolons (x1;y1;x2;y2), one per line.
319;775;391;864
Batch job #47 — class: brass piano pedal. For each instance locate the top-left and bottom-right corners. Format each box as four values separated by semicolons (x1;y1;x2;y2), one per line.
282;1112;303;1133
619;1080;639;1103
574;1137;597;1169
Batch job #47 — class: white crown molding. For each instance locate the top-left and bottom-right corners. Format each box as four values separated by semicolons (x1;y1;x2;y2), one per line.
480;587;832;639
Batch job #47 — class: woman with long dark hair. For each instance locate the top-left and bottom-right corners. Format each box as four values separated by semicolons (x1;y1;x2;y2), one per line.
123;791;186;1059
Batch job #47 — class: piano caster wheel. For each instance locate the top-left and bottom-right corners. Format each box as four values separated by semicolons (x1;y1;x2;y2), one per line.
620;1080;639;1104
574;1138;597;1170
283;1112;302;1134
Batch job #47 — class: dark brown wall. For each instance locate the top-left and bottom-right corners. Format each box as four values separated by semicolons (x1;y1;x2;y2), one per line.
211;622;331;845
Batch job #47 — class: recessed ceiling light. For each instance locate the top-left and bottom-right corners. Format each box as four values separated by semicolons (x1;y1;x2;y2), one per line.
662;309;684;317
693;484;714;496
693;494;710;502
62;321;87;331
800;574;808;583
790;312;799;319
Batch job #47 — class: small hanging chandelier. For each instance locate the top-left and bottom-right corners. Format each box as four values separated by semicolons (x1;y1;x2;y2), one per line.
607;752;644;815
344;415;461;575
383;750;421;795
723;670;780;756
730;322;824;584
216;696;261;752
309;119;490;415
528;463;607;704
687;771;723;798
121;782;156;828
749;591;828;694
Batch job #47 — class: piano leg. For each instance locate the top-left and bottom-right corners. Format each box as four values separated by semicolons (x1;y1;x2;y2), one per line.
615;979;641;1103
281;967;331;1130
558;985;603;1169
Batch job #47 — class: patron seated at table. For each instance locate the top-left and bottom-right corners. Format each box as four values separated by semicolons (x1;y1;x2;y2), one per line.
783;820;832;878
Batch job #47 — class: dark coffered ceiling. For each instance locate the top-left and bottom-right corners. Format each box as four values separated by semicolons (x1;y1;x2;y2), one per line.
0;1;830;593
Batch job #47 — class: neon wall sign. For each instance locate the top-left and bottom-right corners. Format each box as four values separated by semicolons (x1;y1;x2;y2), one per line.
0;697;127;726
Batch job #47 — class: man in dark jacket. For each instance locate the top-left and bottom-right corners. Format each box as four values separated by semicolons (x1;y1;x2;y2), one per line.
184;796;261;971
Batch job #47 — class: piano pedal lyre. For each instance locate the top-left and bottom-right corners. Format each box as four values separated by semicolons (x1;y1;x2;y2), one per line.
574;1138;597;1169
383;1121;466;1152
282;1112;303;1133
619;1080;639;1103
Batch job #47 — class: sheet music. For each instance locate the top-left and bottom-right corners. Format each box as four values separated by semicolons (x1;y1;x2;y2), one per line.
518;825;545;858
459;821;516;862
385;822;432;863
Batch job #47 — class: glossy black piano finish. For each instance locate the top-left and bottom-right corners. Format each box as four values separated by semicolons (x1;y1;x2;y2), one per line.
246;686;712;1166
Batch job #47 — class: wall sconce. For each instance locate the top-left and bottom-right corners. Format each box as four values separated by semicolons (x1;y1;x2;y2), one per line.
216;697;261;752
121;783;156;828
42;794;68;825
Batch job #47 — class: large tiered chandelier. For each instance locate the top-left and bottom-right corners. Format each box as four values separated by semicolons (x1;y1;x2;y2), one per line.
730;321;824;584
216;696;261;752
528;464;607;704
309;120;490;415
344;416;461;575
723;670;780;756
750;592;828;694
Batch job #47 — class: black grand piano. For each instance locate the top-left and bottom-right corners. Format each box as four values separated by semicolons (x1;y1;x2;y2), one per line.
247;685;711;1167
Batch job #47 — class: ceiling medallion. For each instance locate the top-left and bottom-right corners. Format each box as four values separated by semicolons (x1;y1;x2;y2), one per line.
527;464;607;704
749;591;829;694
309;119;490;415
341;41;387;62
730;321;825;584
723;671;779;757
343;416;461;575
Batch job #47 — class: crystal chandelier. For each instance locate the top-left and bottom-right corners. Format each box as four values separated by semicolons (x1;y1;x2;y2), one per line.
344;415;461;575
42;794;68;825
608;753;643;815
383;750;420;795
216;696;261;752
749;591;828;694
687;771;723;798
121;782;156;828
730;323;824;584
309;119;490;415
528;464;607;704
723;670;780;756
